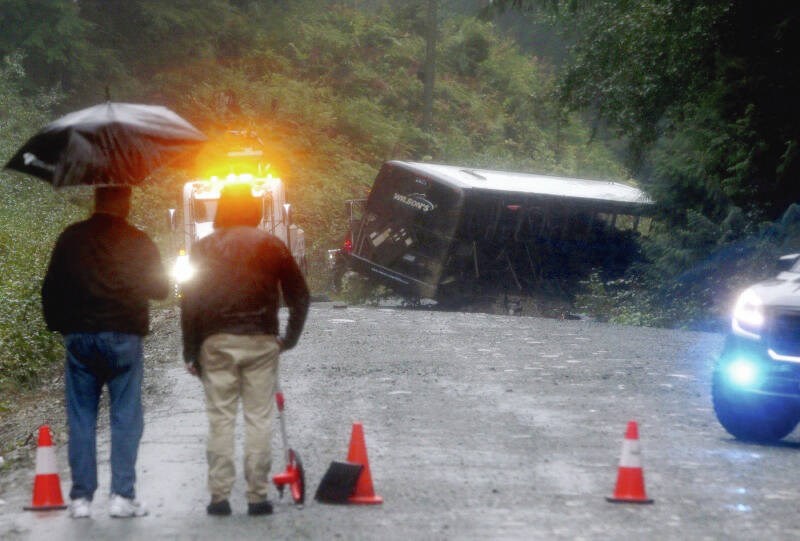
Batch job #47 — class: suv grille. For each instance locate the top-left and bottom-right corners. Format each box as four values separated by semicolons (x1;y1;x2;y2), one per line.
766;308;800;357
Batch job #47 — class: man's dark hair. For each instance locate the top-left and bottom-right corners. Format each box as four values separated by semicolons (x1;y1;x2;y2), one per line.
214;183;261;228
95;186;132;217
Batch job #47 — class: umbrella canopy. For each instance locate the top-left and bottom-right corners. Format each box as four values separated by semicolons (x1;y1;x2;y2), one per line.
5;102;206;187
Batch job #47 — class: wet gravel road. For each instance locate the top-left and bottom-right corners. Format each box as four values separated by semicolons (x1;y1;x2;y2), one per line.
2;302;799;540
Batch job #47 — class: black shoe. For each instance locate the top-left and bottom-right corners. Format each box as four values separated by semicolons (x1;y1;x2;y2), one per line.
206;499;232;516
247;500;273;516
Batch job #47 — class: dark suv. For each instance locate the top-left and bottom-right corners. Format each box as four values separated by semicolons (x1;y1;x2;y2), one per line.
713;253;800;441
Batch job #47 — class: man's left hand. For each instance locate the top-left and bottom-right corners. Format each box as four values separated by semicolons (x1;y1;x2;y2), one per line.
185;362;199;377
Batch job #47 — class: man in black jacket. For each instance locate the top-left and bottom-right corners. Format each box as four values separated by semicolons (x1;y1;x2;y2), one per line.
180;182;310;516
42;186;169;519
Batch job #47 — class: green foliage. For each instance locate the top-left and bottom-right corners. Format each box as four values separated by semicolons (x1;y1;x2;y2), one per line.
575;273;710;329
0;56;75;406
557;1;724;157
0;54;61;157
576;203;800;331
543;0;800;223
0;0;93;92
0;178;80;404
445;18;492;77
339;271;392;305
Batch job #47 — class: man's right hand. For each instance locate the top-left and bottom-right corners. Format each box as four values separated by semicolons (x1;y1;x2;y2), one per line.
185;362;199;377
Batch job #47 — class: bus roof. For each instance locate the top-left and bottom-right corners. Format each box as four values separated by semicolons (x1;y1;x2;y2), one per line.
391;161;653;207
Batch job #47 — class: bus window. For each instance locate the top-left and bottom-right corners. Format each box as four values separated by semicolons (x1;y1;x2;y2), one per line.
597;213;616;228
615;214;637;231
637;216;652;235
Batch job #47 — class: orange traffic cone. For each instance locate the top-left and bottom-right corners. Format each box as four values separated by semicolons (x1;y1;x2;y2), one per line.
345;422;383;505
606;421;653;504
23;425;67;511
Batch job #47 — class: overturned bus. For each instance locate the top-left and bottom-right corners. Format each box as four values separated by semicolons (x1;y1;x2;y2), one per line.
335;161;653;306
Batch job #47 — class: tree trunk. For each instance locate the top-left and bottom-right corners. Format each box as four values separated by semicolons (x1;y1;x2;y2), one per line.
422;0;437;133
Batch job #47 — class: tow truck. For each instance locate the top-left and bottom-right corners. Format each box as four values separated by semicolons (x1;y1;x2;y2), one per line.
171;132;306;287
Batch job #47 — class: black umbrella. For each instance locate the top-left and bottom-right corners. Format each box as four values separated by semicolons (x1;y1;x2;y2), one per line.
5;102;206;187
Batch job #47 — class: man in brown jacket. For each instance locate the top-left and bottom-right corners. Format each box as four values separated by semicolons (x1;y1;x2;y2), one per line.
180;182;310;516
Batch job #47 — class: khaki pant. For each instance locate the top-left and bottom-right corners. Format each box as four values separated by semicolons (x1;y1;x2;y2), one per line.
199;333;279;503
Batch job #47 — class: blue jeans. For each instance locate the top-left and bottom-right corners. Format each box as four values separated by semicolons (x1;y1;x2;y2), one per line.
64;333;144;501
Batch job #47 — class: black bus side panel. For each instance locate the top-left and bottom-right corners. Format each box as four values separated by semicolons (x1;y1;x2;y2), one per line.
438;191;644;300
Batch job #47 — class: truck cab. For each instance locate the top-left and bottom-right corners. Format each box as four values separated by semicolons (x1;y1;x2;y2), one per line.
171;134;306;287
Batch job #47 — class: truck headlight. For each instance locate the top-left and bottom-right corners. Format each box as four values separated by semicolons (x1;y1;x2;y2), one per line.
172;253;196;284
732;289;764;339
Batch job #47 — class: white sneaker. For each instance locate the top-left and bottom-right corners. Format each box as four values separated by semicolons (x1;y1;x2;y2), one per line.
109;494;148;518
70;498;91;519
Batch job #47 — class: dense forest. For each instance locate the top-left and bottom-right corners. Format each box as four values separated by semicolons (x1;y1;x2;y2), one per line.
2;1;800;402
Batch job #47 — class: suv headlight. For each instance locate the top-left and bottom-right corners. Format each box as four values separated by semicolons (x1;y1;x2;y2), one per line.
732;289;764;339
